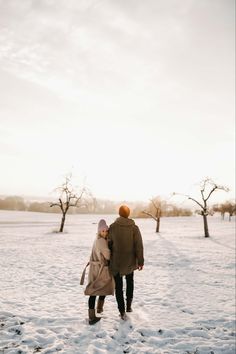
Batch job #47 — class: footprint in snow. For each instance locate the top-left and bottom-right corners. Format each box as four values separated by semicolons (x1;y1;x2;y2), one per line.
181;308;194;315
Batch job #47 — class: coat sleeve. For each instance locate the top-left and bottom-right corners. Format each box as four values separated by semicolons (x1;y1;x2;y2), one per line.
107;226;113;251
133;225;144;266
98;238;111;261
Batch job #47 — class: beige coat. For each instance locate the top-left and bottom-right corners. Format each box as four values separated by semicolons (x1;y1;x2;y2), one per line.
80;236;114;296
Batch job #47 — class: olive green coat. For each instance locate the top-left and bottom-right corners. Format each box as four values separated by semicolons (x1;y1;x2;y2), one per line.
108;217;144;276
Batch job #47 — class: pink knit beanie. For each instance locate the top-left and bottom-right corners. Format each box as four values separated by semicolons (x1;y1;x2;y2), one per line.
97;219;109;233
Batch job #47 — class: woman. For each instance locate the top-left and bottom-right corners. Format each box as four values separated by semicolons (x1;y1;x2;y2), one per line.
80;219;114;325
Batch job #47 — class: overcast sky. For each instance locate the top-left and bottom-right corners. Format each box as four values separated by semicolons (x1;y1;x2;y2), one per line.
0;0;235;204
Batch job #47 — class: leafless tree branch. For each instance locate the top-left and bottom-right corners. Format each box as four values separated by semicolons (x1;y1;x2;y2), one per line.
142;211;157;221
205;185;218;202
150;198;159;210
188;197;204;209
50;203;61;208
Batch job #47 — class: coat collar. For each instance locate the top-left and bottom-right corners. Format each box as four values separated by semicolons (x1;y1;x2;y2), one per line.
115;216;135;226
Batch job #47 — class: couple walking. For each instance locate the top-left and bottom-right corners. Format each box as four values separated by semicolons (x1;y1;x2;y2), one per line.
80;205;144;325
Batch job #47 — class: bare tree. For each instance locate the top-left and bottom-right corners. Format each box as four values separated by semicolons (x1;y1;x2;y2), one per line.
213;201;236;221
223;201;236;221
50;174;86;232
142;197;167;233
212;203;225;220
175;178;229;237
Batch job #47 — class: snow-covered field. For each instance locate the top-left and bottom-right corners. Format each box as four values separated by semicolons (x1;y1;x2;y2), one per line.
0;211;235;354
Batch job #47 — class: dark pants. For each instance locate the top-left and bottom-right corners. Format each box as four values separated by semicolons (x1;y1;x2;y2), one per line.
88;295;105;309
114;272;134;313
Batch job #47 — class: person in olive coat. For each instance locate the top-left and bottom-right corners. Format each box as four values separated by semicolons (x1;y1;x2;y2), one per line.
108;205;144;320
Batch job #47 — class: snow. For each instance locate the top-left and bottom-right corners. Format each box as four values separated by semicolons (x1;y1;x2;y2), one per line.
0;211;235;354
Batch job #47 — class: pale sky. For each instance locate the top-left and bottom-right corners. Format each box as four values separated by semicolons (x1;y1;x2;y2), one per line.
0;0;235;204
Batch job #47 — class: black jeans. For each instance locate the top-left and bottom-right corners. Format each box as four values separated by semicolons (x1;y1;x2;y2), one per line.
88;296;105;309
114;272;134;313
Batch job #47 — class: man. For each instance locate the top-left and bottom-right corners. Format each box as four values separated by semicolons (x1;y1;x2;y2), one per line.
108;205;144;320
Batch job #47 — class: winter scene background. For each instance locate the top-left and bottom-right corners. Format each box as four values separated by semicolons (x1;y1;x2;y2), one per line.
0;0;235;353
0;211;235;353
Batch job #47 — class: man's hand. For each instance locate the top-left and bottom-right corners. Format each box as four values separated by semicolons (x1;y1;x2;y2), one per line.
138;265;143;271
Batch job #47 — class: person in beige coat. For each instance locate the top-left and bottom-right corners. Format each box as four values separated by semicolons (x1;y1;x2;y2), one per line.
80;219;114;325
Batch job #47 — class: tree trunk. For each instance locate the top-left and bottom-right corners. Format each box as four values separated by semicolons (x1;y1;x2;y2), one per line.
156;217;160;233
203;213;209;237
59;212;66;232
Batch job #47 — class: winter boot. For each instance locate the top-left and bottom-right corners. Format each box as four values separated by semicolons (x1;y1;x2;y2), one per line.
126;298;133;312
97;299;105;314
119;311;128;321
88;309;101;325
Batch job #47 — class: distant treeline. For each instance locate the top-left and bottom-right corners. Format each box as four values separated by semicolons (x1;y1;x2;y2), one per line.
0;196;115;214
0;195;193;217
1;195;234;218
212;201;236;221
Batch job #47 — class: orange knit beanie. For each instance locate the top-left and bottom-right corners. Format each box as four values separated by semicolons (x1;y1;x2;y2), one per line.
119;205;130;218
